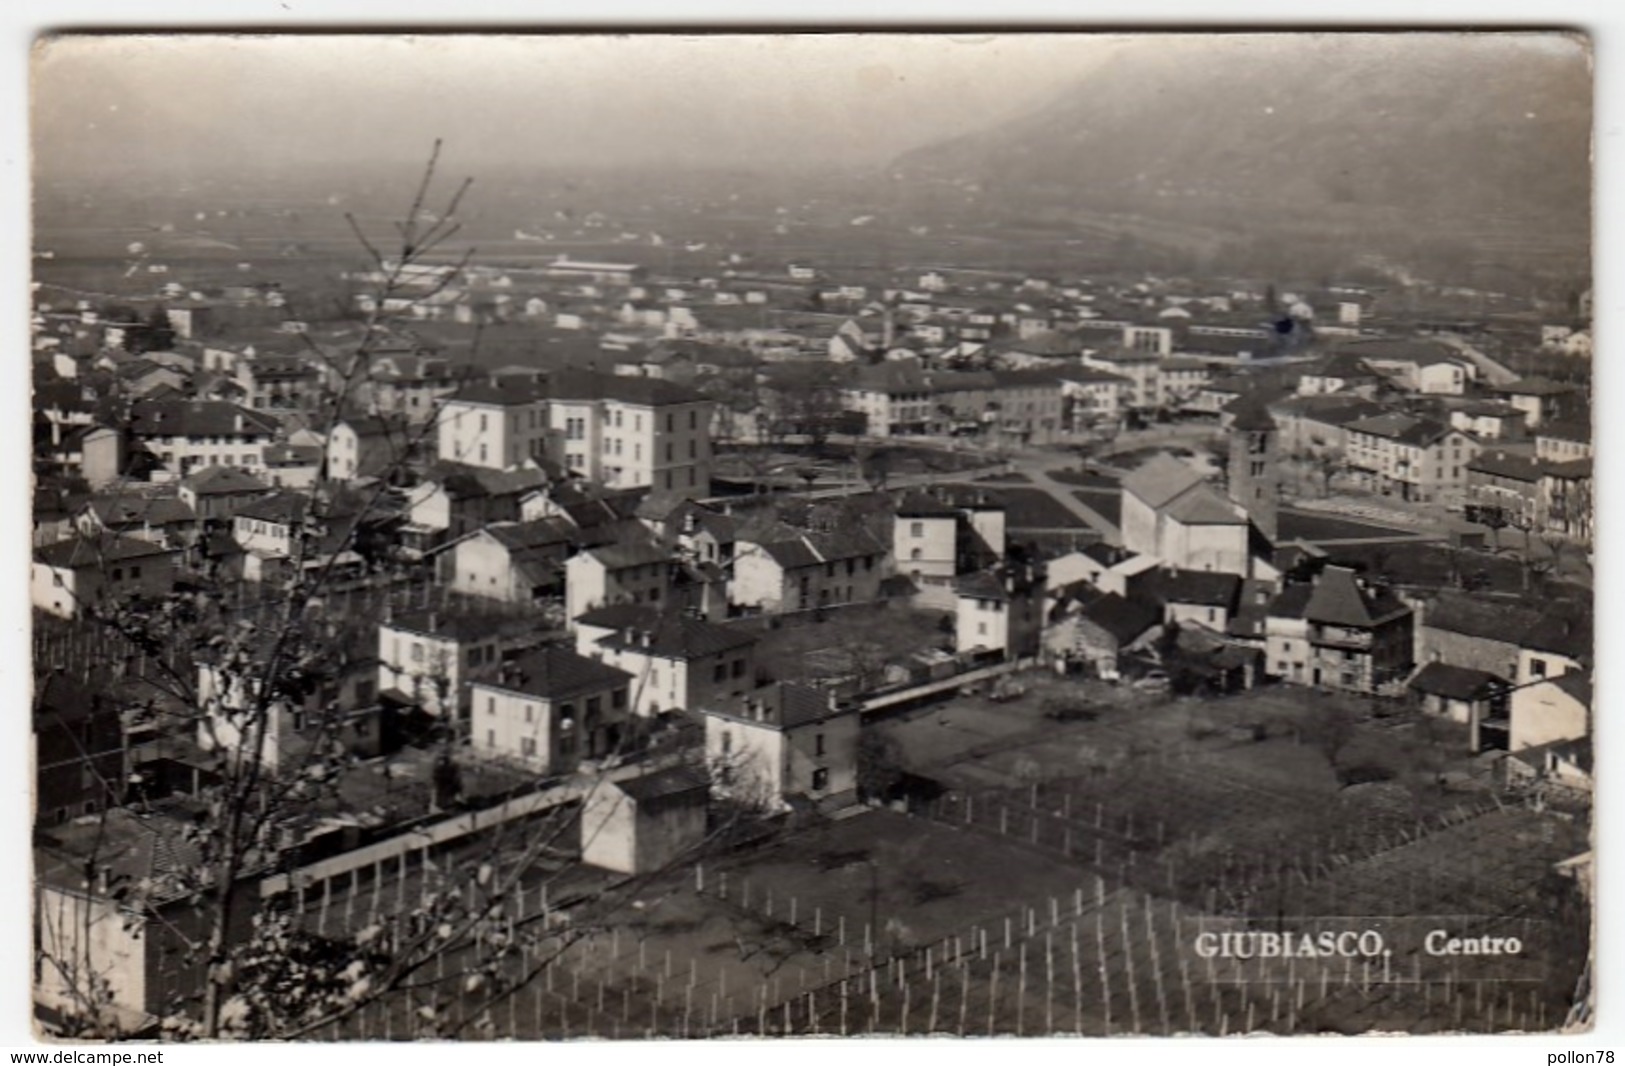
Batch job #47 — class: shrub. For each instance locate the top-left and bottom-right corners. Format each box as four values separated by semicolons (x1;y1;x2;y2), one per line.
1337;763;1396;787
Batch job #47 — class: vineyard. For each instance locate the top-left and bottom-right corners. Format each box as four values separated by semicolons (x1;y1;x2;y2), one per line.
295;792;1587;1039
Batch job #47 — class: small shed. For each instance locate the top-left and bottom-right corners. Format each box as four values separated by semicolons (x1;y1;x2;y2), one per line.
581;764;710;875
1408;661;1506;752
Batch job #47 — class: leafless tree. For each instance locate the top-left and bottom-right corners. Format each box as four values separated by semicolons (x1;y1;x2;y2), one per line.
31;144;756;1043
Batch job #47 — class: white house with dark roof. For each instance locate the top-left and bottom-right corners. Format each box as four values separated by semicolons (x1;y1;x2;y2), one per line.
377;610;505;722
730;526;889;614
955;571;1012;657
564;540;675;623
1131;566;1244;631
437;518;576;604
1535;419;1592;463
469;645;634;772
327;414;409;482
32;535;178;619
1491;378;1578;429
231;490;309;561
75;492;197;551
1294;350;1379;398
127;399;279;477
1448;401;1525;441
1345;412;1479;505
1261;583;1315;684
1079;347;1161;409
701;683;861;811
1406;662;1505;750
573;603;758;716
177;464;271;523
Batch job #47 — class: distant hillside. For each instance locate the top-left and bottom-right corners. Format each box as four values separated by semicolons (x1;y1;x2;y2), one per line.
890;35;1590;278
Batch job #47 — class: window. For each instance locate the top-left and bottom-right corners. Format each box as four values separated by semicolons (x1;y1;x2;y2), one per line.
524;703;533;723
488;696;496;716
111;567;123;580
811;767;829;792
977;621;987;636
721;731;732;754
911;522;924;538
480;414;488;432
486;729;495;748
690;410;698;430
411;642;424;663
612;688;627;709
714;662;727;683
666;413;675;433
1530;657;1548;679
520;736;536;757
732;659;746;679
815;733;826;756
689;439;697;459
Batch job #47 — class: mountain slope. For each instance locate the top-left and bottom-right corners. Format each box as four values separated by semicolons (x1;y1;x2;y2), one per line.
892;35;1591;235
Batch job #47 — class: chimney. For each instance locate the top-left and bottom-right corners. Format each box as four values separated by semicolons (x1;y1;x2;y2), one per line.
827;689;840;712
234;413;244;433
428;610;439;633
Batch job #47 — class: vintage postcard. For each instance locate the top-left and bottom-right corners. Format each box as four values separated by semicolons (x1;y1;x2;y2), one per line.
27;31;1593;1041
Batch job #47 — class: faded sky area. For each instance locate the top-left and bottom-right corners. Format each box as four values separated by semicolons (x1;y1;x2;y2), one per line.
31;33;1114;179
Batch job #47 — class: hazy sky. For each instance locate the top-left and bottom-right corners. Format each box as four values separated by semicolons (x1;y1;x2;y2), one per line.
31;34;1125;179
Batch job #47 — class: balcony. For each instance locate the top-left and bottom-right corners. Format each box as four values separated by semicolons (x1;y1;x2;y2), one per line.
1309;625;1373;651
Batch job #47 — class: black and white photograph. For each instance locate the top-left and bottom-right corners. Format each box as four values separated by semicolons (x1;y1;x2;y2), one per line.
22;28;1597;1043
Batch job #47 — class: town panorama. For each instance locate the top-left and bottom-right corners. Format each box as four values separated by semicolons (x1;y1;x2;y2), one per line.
27;32;1594;1041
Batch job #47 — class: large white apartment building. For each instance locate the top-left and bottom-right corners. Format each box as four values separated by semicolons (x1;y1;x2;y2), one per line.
547;371;713;494
436;371;713;493
435;379;553;471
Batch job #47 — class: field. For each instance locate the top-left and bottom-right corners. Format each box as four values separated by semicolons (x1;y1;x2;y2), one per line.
300;669;1588;1039
1275;510;1419;543
1071;489;1122;527
942;484;1088;530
